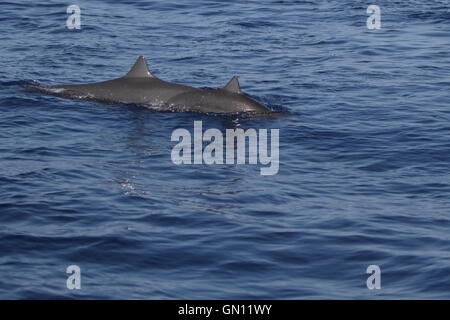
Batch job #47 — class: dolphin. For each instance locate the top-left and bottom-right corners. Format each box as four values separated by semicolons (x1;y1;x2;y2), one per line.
30;56;270;114
167;76;267;113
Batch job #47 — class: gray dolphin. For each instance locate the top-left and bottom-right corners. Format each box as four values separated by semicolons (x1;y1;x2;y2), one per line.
167;76;267;113
32;56;270;114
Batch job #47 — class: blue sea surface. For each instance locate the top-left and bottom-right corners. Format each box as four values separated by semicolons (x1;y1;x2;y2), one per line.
0;0;449;299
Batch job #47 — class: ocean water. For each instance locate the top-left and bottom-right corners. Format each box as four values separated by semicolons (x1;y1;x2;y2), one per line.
0;0;449;299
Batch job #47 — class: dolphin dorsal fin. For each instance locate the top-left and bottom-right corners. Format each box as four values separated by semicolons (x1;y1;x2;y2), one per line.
223;76;241;94
124;56;155;78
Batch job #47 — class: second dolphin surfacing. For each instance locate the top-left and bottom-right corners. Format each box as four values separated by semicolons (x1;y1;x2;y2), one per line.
34;56;270;114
